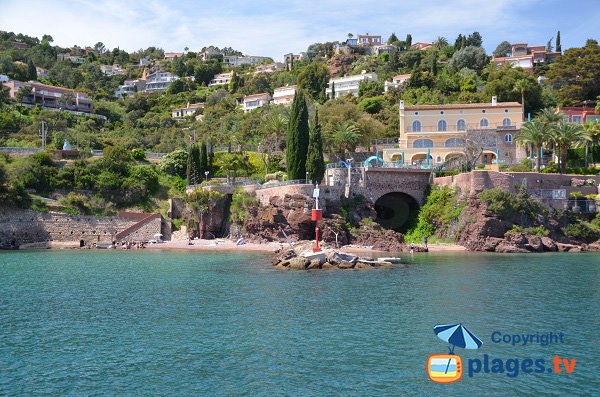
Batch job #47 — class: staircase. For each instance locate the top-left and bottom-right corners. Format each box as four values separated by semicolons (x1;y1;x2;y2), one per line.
115;213;161;242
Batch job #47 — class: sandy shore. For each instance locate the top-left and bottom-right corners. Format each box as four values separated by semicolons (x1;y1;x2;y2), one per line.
144;239;467;253
145;239;283;253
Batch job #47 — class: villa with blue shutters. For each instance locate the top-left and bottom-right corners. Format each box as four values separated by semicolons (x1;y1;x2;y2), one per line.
380;97;526;167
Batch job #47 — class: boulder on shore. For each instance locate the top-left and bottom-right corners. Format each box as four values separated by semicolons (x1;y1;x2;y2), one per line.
272;247;400;270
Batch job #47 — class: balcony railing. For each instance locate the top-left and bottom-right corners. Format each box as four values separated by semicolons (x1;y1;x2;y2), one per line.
407;122;520;133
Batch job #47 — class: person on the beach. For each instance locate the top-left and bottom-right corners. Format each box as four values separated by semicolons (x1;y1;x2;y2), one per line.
410;243;414;254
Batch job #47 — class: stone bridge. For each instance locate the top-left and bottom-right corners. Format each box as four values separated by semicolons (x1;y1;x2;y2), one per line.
325;167;432;231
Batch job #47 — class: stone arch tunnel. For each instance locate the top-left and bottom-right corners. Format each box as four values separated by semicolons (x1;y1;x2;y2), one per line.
373;192;420;232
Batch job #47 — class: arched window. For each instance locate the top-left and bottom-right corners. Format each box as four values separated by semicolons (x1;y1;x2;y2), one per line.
413;139;434;148
480;118;489;127
457;119;466;131
502;118;512;126
437;119;447;131
412;120;421;132
504;134;513;143
445;138;466;147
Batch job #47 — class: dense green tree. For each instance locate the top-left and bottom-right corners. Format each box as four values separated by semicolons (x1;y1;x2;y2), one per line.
228;70;241;92
199;141;209;178
166;79;186;95
483;65;543;115
186;144;201;185
493;41;512;57
556;31;561;53
454;34;465;50
550;122;590;173
448;46;488;73
306;109;325;184
159;149;188;178
27;59;37;80
466;32;483;47
387;33;399;44
286;89;309;179
405;34;412;48
297;62;330;103
546;39;600;105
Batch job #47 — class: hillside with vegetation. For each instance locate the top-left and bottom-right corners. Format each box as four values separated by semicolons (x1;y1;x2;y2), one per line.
0;29;599;217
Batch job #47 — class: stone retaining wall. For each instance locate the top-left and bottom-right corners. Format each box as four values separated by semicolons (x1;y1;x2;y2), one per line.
0;208;163;249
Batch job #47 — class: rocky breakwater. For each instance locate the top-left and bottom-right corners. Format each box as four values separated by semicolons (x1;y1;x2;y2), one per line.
272;245;398;270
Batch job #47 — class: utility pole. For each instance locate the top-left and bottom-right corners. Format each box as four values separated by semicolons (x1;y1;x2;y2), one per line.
39;121;48;149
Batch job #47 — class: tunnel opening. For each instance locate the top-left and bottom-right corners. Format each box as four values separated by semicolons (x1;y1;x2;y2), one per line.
374;192;420;232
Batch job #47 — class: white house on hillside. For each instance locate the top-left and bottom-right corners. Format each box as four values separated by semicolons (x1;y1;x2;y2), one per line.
326;71;378;98
209;72;233;86
242;93;272;112
223;55;270;67
145;71;179;93
384;73;411;92
172;102;205;120
273;85;296;106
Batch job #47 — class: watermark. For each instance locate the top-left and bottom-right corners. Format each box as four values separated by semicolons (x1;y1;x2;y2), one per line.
426;323;577;384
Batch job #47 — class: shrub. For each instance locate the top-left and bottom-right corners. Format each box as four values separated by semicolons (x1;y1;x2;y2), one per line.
507;225;549;236
159;149;188;178
569;191;584;199
131;148;146;161
229;189;258;225
479;187;544;219
563;223;600;243
405;186;464;241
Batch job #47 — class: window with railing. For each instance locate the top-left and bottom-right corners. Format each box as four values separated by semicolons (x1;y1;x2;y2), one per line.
412;120;422;132
445;138;465;147
413;139;434;148
438;120;447;131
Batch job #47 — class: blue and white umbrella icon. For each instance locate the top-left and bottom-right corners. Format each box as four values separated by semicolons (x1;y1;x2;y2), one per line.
434;323;483;354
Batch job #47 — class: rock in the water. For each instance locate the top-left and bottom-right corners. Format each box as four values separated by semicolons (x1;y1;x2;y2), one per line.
322;262;337;269
525;236;544;252
541;237;558;252
354;261;373;269
274;264;289;270
482;237;503;252
337;260;355;269
272;248;296;266
288;257;309;270
307;259;322;269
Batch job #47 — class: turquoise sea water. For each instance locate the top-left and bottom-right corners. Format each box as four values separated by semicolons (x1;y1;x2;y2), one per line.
0;250;598;396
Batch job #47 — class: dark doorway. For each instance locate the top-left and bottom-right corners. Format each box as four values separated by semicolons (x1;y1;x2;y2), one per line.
374;192;420;232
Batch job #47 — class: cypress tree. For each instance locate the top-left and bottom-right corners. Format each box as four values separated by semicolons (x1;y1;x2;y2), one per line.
186;144;200;185
556;31;561;53
199;141;209;177
406;34;412;48
330;81;335;99
27;59;37;81
286;89;309;180
306;109;325;184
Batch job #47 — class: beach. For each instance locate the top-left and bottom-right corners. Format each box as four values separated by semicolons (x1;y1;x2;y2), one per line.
144;239;468;253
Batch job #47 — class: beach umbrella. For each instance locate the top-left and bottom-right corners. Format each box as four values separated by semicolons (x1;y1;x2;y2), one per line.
434;323;482;354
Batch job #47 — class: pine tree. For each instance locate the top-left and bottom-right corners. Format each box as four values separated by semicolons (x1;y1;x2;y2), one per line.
454;34;463;50
306;109;325;184
556;31;561;53
286;89;310;180
27;59;37;81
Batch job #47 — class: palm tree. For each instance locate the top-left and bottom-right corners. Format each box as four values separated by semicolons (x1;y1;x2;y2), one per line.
536;107;563;167
433;36;448;48
331;122;361;158
513;79;528;121
583;122;600;167
551;122;590;173
514;120;547;172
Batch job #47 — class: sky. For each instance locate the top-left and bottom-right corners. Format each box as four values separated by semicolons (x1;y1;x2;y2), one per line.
1;0;599;60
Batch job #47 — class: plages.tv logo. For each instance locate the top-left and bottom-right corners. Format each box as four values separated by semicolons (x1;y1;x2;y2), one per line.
426;323;483;384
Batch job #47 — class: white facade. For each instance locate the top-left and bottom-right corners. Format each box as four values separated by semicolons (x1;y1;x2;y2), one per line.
255;62;285;74
242;93;272;112
0;74;9;83
145;71;179;93
326;72;378;98
223;55;270;67
273;85;296;106
384;74;411;92
100;65;125;76
172;103;205;119
209;72;233;86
